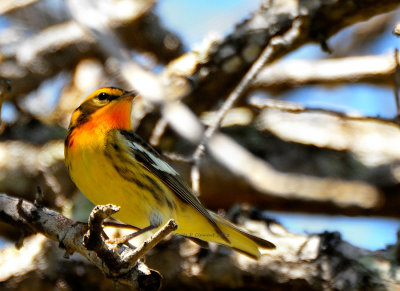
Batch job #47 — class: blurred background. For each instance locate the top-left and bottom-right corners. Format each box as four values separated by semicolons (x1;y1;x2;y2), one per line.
0;0;400;289
155;0;400;251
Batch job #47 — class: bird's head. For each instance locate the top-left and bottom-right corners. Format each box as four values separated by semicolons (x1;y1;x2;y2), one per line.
69;87;136;131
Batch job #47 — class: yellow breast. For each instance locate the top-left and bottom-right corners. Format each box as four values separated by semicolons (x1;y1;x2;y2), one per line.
66;127;177;229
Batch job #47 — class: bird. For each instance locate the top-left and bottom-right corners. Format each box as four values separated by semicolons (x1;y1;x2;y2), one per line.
64;87;275;259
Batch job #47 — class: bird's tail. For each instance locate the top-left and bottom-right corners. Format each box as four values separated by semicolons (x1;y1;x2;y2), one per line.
209;212;275;259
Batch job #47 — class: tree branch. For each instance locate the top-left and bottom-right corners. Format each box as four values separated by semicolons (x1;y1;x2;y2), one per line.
256;108;400;166
251;54;398;90
0;194;163;290
0;0;39;14
2;193;399;289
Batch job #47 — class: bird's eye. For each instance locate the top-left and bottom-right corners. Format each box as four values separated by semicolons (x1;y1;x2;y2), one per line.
97;92;110;101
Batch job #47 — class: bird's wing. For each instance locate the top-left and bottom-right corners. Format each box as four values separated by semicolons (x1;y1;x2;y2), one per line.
118;130;229;243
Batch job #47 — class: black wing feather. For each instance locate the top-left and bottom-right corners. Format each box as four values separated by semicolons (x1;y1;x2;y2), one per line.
118;130;229;243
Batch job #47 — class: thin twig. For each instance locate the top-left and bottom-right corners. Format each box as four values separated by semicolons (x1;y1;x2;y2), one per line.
162;152;193;164
191;18;304;194
248;96;306;112
126;219;178;264
190;164;201;196
249;96;396;121
150;118;168;146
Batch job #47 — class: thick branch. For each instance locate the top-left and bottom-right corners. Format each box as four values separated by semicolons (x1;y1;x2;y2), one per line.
0;194;162;290
256;108;400;166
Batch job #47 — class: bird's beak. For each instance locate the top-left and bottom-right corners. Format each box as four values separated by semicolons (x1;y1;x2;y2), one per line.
120;90;137;101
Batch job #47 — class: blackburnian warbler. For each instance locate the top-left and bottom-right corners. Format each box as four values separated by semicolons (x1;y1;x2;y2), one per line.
64;87;275;259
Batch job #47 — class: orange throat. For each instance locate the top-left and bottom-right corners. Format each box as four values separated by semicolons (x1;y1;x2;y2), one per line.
66;97;132;153
94;98;133;131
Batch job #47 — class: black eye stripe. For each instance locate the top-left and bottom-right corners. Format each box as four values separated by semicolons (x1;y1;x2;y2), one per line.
97;92;120;101
98;92;110;100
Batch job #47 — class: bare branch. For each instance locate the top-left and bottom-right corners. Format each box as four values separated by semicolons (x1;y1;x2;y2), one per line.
149;118;168;147
256;108;400;166
252;54;398;89
0;194;163;289
125;219;177;264
248;96;306;112
0;0;39;15
15;21;93;66
207;133;381;209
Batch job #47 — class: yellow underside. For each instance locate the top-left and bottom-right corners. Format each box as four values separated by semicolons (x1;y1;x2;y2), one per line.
66;128;265;259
